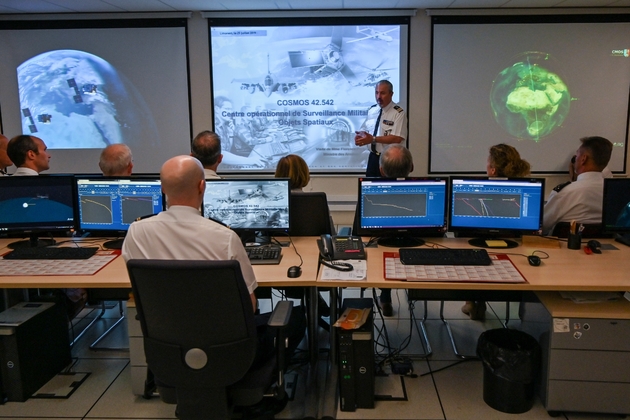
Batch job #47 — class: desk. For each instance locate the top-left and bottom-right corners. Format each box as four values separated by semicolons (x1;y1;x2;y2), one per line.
317;237;630;291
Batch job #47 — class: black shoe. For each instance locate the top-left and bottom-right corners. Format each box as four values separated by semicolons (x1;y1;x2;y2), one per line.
379;299;393;317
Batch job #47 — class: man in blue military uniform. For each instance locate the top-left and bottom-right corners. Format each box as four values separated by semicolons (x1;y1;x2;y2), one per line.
354;80;408;177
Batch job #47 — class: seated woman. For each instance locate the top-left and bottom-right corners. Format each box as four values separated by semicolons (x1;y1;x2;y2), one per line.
275;154;309;191
463;143;531;320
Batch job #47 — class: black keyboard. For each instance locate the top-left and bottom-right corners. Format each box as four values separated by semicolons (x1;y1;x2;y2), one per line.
399;248;492;266
3;247;99;260
245;245;282;265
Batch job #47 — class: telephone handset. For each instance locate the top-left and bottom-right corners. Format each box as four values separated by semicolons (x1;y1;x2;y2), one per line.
317;234;367;260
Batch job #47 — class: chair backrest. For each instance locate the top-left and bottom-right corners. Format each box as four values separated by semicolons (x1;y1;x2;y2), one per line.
126;259;257;389
289;192;334;236
551;222;611;238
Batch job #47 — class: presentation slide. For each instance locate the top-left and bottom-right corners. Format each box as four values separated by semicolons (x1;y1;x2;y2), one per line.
431;16;630;173
0;19;191;174
209;21;408;173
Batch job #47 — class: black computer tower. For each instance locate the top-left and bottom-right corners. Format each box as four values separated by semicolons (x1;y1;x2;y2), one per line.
0;301;71;402
338;298;374;412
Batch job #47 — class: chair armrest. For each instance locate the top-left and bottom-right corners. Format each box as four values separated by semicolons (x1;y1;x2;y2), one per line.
267;300;293;329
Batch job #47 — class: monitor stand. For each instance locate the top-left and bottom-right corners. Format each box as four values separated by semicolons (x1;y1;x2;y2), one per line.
103;239;124;250
468;237;519;249
8;235;56;249
377;236;425;248
614;233;630;247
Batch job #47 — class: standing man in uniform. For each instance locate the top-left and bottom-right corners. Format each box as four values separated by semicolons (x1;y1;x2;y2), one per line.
354;80;408;177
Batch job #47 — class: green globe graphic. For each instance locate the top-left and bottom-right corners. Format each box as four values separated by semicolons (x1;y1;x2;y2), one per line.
490;52;571;142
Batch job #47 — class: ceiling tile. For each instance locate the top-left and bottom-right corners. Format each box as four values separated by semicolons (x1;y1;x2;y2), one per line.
102;0;177;12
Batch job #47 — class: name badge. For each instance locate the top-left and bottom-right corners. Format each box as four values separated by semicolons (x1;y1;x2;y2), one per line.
383;119;394;126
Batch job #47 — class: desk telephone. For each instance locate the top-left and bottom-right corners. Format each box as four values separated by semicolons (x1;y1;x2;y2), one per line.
317;234;366;260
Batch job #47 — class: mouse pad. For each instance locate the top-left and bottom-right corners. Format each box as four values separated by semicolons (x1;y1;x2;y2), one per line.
600;243;618;250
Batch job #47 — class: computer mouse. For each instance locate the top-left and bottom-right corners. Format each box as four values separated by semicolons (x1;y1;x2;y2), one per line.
527;255;541;266
587;240;602;254
287;265;302;278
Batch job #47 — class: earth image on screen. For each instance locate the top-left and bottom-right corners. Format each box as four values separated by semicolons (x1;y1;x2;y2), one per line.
490;52;571;142
17;49;158;149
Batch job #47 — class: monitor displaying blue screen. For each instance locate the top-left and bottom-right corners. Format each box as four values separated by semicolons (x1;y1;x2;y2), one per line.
75;177;163;234
0;175;75;234
449;177;545;234
203;178;290;232
357;177;448;246
602;178;630;233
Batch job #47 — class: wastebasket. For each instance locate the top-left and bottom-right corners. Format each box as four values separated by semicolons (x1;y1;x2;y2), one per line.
477;328;541;414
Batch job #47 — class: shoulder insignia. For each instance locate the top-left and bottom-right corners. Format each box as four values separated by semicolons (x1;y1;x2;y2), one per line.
393;105;404;113
369;104;378;110
553;181;571;193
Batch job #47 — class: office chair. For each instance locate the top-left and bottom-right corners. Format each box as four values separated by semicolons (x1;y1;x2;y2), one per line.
126;259;293;420
551;222;610;238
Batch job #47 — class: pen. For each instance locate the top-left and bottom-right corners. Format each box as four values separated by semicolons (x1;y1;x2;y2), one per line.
578;224;585;234
570;220;576;235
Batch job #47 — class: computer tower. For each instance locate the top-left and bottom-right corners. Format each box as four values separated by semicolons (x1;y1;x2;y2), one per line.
0;301;71;402
338;297;374;412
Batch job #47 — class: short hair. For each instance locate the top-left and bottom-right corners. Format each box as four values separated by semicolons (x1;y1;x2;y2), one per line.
99;144;133;176
488;144;531;177
379;144;413;178
376;80;393;93
7;135;38;167
579;136;613;170
191;131;222;167
275;154;310;190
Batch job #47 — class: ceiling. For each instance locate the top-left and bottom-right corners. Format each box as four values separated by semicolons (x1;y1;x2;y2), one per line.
0;0;629;14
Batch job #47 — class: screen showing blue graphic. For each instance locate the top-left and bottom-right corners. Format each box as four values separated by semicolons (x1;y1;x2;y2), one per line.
75;177;163;234
449;177;545;234
359;178;447;229
0;175;75;236
203;178;290;233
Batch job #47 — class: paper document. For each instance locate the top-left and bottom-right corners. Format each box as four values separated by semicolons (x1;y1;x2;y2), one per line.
320;260;367;281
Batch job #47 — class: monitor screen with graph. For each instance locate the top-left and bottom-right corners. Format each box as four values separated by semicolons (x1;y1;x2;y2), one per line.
356;177;448;247
74;176;164;244
448;177;545;248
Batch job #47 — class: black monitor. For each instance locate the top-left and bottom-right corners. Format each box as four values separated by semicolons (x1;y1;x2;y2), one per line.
448;177;545;249
602;178;630;246
75;176;164;249
356;177;448;247
0;175;76;248
203;178;290;244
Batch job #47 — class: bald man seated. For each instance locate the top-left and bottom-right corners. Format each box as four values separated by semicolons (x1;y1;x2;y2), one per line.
99;144;133;176
122;156;305;368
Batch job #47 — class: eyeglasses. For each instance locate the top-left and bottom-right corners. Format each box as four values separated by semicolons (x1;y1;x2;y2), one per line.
571;155;576;164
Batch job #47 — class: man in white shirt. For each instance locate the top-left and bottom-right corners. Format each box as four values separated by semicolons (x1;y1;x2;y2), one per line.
191;131;222;179
543;136;613;235
6;135;51;176
99;144;133;176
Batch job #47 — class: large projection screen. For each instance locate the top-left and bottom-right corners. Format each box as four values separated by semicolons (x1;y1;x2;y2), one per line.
430;15;630;174
209;17;409;174
0;19;191;174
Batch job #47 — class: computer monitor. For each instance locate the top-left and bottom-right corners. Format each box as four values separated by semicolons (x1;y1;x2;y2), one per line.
203;178;290;243
448;177;545;249
602;177;630;246
75;176;164;249
0;175;76;248
356;177;448;247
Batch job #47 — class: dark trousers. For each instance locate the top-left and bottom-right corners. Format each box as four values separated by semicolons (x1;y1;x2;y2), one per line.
366;152;380;177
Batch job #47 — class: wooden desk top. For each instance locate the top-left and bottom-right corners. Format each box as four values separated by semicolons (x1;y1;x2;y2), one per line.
317;237;630;292
0;236;320;288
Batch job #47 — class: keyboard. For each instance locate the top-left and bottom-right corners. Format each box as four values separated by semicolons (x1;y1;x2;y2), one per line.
245;244;282;265
399;248;492;266
3;247;99;260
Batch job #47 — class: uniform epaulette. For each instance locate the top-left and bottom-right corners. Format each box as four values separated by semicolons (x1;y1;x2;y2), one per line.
553;181;571;193
369;104;378;110
393;105;404;113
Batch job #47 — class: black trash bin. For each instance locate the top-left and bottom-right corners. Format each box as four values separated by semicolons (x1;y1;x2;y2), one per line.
477;328;541;414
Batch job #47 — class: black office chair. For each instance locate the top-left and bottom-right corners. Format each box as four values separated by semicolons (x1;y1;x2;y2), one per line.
126;259;293;420
551;222;610;238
